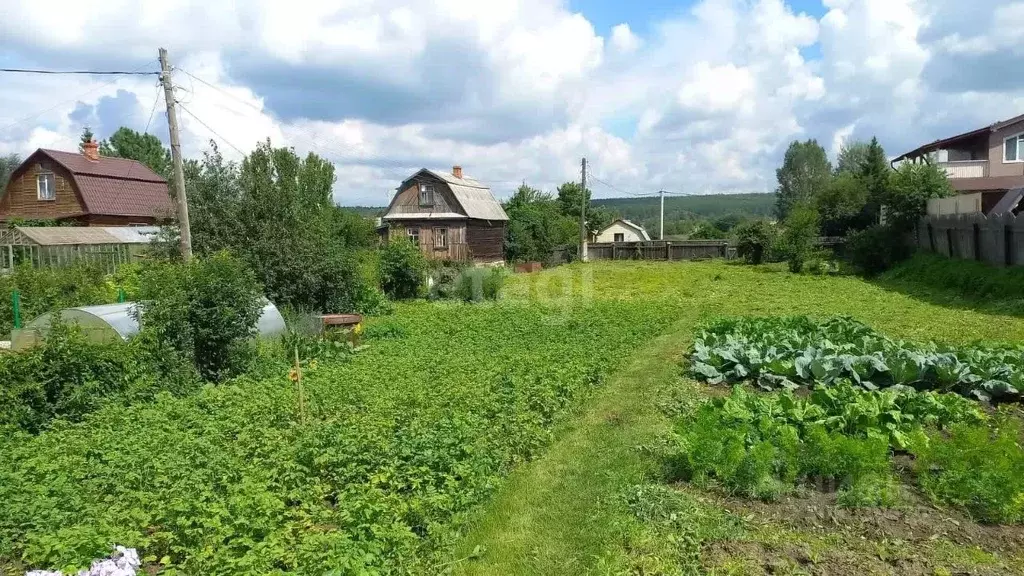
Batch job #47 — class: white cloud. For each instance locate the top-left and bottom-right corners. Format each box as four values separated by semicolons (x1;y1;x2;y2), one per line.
2;0;1024;204
610;24;641;54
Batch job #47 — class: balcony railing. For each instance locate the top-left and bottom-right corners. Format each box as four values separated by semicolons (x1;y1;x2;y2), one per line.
938;160;988;179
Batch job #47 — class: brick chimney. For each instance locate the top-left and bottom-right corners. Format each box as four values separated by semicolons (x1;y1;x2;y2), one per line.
452;165;463;179
82;140;100;161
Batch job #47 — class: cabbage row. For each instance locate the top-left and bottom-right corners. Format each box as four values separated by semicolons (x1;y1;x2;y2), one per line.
691;316;1023;402
1;300;679;575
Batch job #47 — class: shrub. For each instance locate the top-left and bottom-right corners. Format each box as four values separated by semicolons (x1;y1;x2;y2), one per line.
845;225;912;276
0;317;198;433
778;204;820;273
454;267;506;302
380;235;427;299
137;252;264;382
734;220;775;265
427;263;469;301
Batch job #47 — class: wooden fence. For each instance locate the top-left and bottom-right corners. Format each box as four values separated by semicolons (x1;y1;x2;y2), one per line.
917;213;1024;266
551;240;732;264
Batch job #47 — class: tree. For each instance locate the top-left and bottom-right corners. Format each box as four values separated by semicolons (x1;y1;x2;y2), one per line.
885;162;953;231
100;127;172;178
556;181;610;237
0;153;20;191
78;127;95;151
835;140;871;175
860;137;891;223
775;140;831;220
779;204;820;273
183;141;241;255
503;184;575;263
379;234;427;299
815;172;868;236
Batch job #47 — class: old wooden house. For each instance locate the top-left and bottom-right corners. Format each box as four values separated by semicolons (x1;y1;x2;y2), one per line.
0;142;174;226
380;166;508;263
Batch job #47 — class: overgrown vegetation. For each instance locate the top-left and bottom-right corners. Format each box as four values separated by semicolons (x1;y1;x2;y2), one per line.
881;251;1024;309
502;182;611;263
0;296;678;574
135;252;265;382
379;234;428;299
0;262;138;338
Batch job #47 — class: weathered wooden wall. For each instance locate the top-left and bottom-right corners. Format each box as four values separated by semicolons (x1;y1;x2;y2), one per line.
0;160;84;221
917;213;1024;266
551;240;731;264
466;220;505;262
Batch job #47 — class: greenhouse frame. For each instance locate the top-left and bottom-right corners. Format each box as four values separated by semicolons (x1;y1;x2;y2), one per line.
0;226;162;273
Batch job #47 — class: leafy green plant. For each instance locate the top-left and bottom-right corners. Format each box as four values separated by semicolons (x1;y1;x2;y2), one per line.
734;220;776;265
910;411;1024;524
136;252;264;382
690;315;1024;402
380;234;427;300
845;225;912;276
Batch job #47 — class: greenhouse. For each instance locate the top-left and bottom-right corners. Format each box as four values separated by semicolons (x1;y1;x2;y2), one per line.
11;300;287;351
0;226;162;273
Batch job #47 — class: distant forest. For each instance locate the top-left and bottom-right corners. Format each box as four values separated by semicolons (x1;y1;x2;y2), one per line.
594;193;776;238
346;192;777;239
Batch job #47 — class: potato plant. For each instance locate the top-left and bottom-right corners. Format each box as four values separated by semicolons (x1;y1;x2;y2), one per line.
0;299;678;575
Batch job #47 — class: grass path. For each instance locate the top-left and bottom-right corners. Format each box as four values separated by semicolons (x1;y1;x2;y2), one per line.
451;317;698;575
450;261;1024;575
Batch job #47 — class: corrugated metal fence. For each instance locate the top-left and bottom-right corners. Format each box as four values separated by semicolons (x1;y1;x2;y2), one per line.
916;213;1024;266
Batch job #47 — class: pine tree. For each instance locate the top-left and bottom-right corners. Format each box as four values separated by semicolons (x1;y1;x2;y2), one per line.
859;137;890;225
78;126;95;152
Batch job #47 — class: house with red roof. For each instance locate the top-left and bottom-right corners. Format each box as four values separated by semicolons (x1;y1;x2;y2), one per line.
0;140;175;226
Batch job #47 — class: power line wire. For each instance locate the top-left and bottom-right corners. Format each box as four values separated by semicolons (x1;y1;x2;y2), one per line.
176;101;247;157
0;59;159;134
123;80;164;181
0;68;159;75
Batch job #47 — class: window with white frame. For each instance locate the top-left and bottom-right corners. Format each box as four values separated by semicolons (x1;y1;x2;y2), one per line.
1004;133;1024;162
407;227;420;246
418;184;435;206
36;173;55;200
433;227;447;249
614;233;625;242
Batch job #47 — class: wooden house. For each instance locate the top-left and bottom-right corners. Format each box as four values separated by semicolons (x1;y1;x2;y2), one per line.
380;166;508;263
0;142;174;226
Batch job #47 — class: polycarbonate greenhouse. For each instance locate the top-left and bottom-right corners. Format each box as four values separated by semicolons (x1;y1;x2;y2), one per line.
11;300;287;351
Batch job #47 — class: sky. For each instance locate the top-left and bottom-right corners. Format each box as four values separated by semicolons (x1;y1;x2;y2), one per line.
1;0;1023;206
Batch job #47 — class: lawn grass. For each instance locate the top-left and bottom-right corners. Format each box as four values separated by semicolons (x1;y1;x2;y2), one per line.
451;260;1024;575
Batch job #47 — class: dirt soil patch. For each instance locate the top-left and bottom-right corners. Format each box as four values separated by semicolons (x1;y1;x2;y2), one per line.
686;485;1024;576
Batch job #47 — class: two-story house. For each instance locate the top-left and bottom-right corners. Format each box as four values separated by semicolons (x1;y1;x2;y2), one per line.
0;142;174;226
893;113;1024;215
379;166;508;263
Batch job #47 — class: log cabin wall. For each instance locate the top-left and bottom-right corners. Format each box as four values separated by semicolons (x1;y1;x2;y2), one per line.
0;160;84;221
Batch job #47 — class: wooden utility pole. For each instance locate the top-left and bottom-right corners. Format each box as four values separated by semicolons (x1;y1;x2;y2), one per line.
579;157;588;262
159;48;193;261
659;190;665;240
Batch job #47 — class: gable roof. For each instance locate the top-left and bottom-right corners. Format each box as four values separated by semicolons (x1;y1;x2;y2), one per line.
12;149;174;219
390;168;508;221
602;218;651;241
894;113;1024;162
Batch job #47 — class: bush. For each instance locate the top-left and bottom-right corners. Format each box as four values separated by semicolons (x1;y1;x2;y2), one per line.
778;205;820;273
137;252;264;382
379;235;427;300
845;225;912;276
455;267;506;302
0;317;198;433
734;220;775;265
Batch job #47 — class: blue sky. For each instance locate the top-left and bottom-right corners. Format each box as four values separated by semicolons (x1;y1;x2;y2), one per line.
0;0;1021;205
